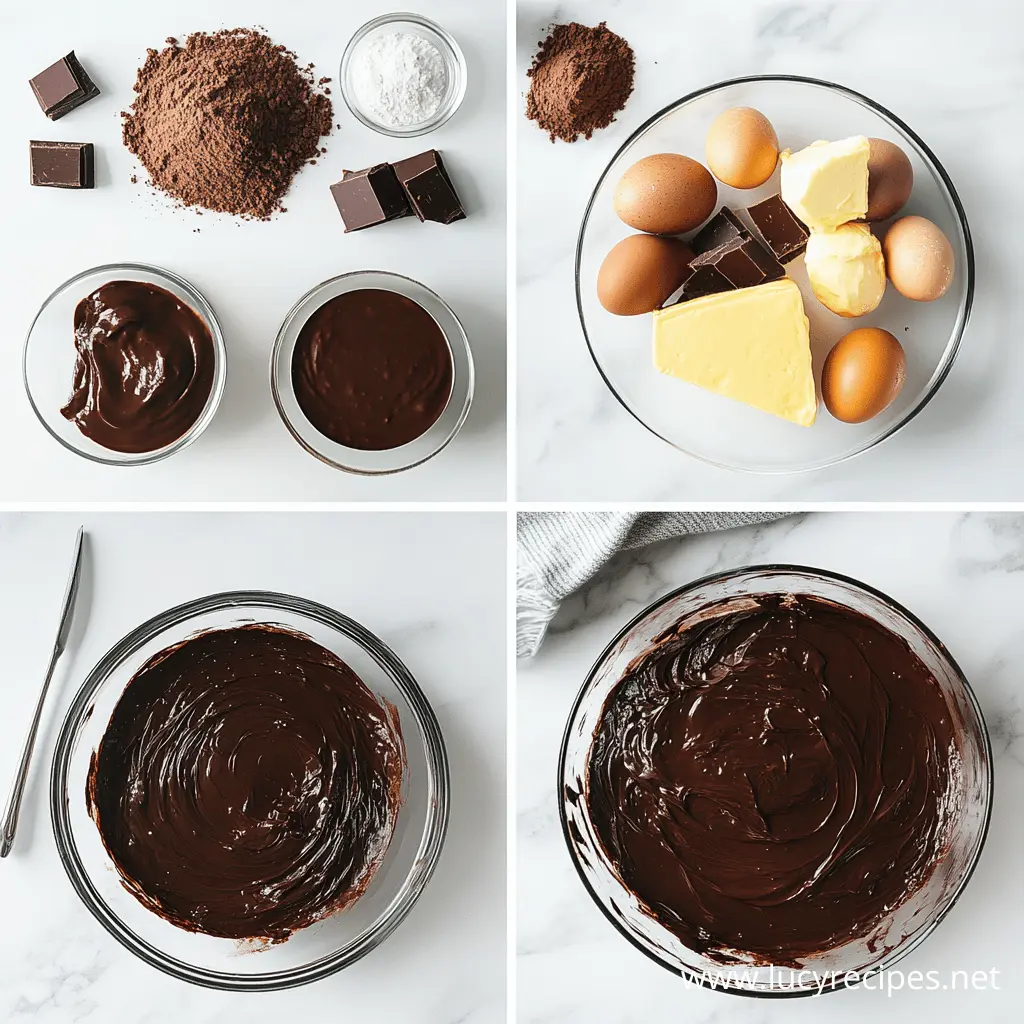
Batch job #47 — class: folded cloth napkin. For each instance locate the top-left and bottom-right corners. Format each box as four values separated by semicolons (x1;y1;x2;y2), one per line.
517;511;787;658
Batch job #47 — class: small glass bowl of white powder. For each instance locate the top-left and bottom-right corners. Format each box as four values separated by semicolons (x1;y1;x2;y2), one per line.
341;13;467;137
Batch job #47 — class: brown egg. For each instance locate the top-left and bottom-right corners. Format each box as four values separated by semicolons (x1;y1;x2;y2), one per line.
822;327;907;423
866;138;914;221
597;234;695;316
883;215;955;301
705;107;779;189
613;154;717;235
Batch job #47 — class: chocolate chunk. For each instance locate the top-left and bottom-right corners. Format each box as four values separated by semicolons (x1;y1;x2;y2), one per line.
330;164;410;232
747;194;809;262
691;207;747;255
29;52;100;120
391;150;466;224
29;140;94;189
678;229;785;301
676;264;733;302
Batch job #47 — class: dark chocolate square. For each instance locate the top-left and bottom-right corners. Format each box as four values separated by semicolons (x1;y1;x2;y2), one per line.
677;264;733;302
391;150;466;224
747;194;809;263
30;140;94;188
690;238;768;290
330;163;410;232
29;52;100;120
677;226;785;302
691;207;746;255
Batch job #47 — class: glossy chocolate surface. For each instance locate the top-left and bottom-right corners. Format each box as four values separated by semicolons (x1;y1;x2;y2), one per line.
292;288;453;451
61;280;215;454
587;594;958;966
87;624;405;942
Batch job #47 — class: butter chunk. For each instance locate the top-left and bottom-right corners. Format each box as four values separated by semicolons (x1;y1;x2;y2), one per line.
653;279;817;426
780;136;869;231
805;222;886;317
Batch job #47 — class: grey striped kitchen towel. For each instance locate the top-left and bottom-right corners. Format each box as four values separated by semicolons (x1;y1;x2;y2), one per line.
517;512;787;658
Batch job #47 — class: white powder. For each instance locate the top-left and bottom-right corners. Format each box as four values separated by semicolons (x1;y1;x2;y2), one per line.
350;32;448;128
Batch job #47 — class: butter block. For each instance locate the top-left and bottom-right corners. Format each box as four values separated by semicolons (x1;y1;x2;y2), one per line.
780;136;869;231
805;222;886;317
653;279;816;426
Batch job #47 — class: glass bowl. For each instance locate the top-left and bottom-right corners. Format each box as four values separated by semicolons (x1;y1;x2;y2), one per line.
23;263;227;467
51;591;450;991
577;76;974;474
271;270;474;474
560;565;992;996
340;13;467;138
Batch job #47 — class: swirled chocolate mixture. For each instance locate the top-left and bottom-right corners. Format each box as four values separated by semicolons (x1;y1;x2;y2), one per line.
87;624;405;942
292;289;453;451
587;594;958;966
61;281;215;453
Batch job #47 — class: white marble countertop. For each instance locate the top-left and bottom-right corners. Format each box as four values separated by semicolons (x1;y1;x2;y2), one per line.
518;512;1024;1021
0;512;505;1023
1;0;506;501
517;0;1024;500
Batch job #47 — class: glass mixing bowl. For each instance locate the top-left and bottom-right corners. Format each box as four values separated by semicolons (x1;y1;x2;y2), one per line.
23;263;227;467
560;566;992;996
340;13;468;138
271;270;474;474
577;76;974;473
51;591;449;991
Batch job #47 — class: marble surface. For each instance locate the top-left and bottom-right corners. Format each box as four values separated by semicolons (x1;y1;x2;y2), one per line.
518;512;1024;1022
0;512;505;1023
517;0;1024;499
1;0;506;501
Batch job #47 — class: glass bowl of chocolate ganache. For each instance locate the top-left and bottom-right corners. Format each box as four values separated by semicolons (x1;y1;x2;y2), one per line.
271;270;474;474
23;263;227;466
560;566;992;996
51;591;449;991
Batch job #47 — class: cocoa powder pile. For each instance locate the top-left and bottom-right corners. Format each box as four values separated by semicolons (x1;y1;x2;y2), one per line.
526;22;635;143
122;29;333;219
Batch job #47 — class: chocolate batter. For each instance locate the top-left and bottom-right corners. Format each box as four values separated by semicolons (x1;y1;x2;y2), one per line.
292;289;453;450
61;280;216;454
86;624;405;942
587;594;958;966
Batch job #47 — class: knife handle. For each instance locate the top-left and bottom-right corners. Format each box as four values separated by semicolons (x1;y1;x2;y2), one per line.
0;643;61;858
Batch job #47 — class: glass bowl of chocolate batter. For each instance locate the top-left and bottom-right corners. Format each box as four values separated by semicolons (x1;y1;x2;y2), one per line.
271;270;474;473
560;566;991;996
51;591;449;990
23;263;227;466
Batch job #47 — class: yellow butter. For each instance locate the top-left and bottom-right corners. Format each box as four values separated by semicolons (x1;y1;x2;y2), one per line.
780;136;869;231
805;222;886;317
652;279;817;427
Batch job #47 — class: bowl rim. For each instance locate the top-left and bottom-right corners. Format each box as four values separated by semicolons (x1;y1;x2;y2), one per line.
269;269;474;475
340;12;468;138
558;562;994;997
50;589;451;991
22;261;228;468
574;74;976;475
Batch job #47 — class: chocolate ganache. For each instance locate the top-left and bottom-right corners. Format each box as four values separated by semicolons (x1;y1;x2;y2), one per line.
292;289;453;451
587;594;958;965
61;280;215;454
87;624;405;942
